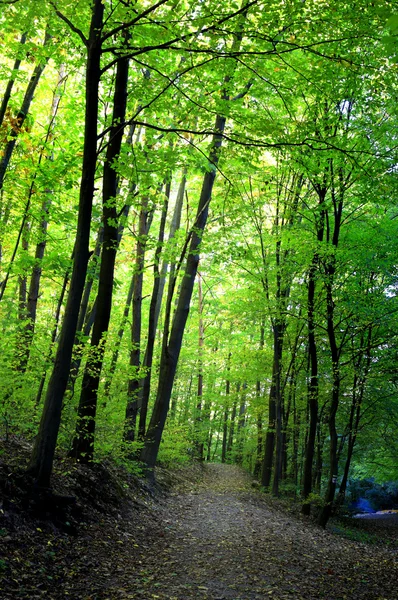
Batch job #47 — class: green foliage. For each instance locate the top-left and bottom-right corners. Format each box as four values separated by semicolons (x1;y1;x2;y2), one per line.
158;423;193;466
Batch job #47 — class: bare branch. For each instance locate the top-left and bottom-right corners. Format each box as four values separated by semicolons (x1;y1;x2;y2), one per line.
101;0;260;68
50;1;88;47
101;0;171;42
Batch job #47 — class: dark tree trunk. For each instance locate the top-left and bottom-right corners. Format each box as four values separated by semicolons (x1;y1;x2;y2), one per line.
124;194;152;443
0;31;51;192
221;404;229;464
140;8;247;472
140;114;227;471
317;164;345;527
194;270;205;461
19;70;64;371
254;324;265;478
138;182;170;439
262;323;283;488
291;395;300;489
302;190;325;514
103;274;134;399
0;32;27;127
336;327;372;505
318;262;340;527
254;409;263;479
221;353;231;464
301;264;320;513
34;256;72;407
17;220;30;323
236;383;247;465
27;2;104;487
72;45;129;462
152;169;186;332
227;397;237;460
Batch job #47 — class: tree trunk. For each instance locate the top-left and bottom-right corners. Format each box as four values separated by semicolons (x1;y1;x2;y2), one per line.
302;190;325;514
71;45;129;462
227;397;237;461
194;270;205;460
336;327;372;505
302;263;320;514
262;323;283;488
236;383;247;465
0;31;51;192
124;194;152;443
103;274;134;399
19;67;65;371
34;256;72;407
221;353;231;464
138;182;170;439
140;5;248;472
318;263;340;527
0;32;27;128
27;2;104;487
140;113;227;471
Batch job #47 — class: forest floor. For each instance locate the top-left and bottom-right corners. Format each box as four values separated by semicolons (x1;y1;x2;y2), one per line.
1;440;397;600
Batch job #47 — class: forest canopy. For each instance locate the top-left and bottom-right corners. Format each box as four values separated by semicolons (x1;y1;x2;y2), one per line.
0;0;397;527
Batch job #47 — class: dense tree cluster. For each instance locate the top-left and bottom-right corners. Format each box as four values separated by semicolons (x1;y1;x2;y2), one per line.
0;0;397;526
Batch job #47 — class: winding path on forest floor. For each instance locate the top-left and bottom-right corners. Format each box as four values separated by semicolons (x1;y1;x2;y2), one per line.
109;463;398;600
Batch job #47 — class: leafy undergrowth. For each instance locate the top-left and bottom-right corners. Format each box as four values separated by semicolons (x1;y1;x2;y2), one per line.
1;439;397;599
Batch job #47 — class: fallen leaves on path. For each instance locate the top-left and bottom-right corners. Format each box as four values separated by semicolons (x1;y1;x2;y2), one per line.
1;450;397;600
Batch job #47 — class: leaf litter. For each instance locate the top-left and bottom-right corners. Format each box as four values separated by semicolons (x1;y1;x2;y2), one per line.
0;442;397;599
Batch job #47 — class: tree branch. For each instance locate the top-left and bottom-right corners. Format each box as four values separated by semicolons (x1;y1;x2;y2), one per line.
50;1;88;47
101;0;171;42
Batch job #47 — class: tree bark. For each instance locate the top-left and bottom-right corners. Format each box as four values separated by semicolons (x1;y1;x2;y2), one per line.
262;323;281;488
302;188;325;513
27;2;104;486
194;270;205;461
140;4;247;472
336;327;372;505
140;115;225;469
71;44;129;462
221;352;231;464
0;31;51;192
124;195;151;443
0;32;27;128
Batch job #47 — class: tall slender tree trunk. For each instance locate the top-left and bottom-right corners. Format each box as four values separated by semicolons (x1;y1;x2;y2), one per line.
124;195;151;443
19;67;65;372
194;270;205;460
262;323;282;488
0;31;51;192
27;2;104;487
236;382;247;465
221;352;231;464
34;256;72;407
336;327;372;505
302;263;320;513
318;262;340;527
227;396;238;461
302;190;325;514
71;46;129;462
140;114;227;470
137;181;169;439
0;32;27;127
140;5;248;472
103;275;134;399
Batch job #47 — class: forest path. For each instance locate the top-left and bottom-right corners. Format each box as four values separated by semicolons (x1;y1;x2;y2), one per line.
113;463;398;600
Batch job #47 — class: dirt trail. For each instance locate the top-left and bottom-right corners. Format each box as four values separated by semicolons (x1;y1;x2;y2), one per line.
111;464;398;600
2;462;397;600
